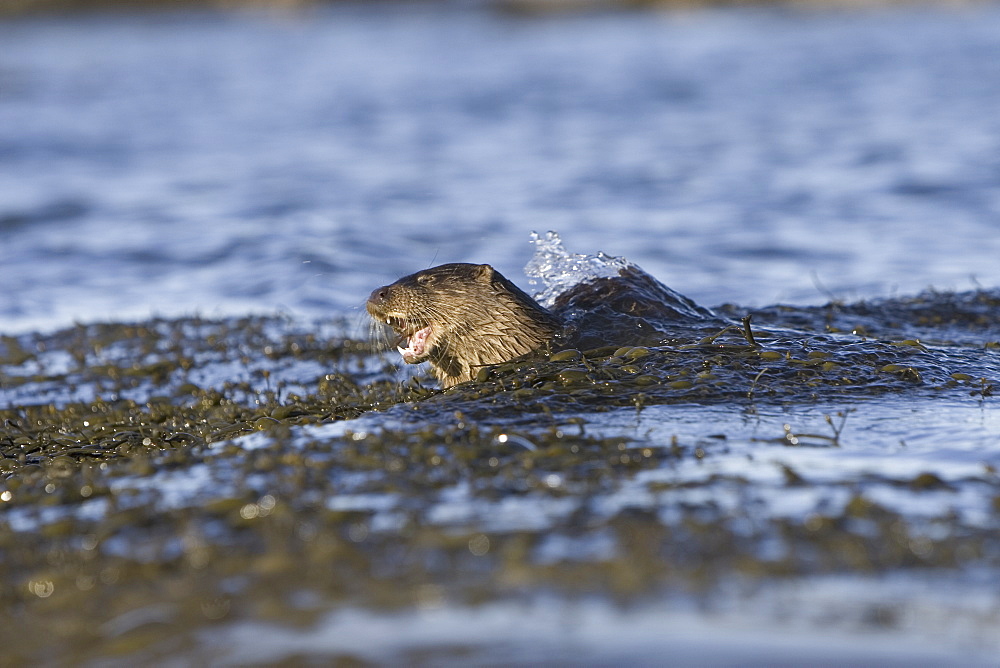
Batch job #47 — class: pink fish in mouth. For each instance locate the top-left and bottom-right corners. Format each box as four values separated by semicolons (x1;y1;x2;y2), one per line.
395;323;432;363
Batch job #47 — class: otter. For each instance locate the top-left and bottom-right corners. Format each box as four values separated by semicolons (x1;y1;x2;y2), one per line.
368;260;717;388
367;263;561;388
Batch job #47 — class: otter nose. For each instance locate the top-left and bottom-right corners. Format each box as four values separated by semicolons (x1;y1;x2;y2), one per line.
368;286;391;305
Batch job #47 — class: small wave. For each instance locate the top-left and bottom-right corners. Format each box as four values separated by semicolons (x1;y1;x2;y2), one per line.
524;230;630;308
524;231;717;349
0;199;90;231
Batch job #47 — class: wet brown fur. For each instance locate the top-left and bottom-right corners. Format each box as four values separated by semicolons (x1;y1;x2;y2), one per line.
367;263;561;388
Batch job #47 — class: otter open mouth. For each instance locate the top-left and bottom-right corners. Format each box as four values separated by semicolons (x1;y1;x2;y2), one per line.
396;324;432;364
379;316;432;364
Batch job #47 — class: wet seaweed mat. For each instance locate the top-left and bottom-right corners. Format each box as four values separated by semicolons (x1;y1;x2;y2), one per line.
1;275;1000;662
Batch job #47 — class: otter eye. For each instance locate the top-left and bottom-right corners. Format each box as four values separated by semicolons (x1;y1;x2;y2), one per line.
416;274;434;285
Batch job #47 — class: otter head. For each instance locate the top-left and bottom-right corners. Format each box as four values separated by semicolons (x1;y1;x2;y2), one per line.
367;263;561;387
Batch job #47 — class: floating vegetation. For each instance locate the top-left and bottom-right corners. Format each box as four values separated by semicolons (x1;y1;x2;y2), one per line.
1;283;999;662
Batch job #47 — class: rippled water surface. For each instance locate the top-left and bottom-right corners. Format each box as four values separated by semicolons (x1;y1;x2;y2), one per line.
2;3;1000;665
3;3;1000;331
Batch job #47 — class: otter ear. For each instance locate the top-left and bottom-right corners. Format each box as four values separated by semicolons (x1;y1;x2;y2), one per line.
475;264;495;282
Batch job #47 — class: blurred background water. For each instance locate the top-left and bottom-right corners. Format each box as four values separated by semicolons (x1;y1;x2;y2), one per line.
3;4;1000;663
2;2;1000;335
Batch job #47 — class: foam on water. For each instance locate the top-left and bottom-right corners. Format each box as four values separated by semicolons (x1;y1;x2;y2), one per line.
524;230;631;308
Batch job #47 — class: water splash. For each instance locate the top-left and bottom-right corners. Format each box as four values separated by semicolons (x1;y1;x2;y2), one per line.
524;231;631;308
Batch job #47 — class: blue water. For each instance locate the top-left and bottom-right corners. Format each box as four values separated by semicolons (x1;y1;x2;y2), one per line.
2;4;1000;335
3;4;1000;663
